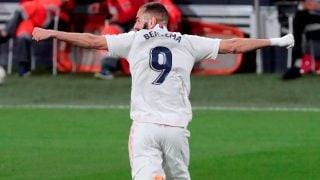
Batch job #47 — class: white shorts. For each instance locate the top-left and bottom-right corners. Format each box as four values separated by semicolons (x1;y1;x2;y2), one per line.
128;121;191;180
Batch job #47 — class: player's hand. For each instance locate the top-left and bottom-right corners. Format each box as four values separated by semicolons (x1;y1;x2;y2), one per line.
32;27;53;42
270;34;294;49
280;34;294;49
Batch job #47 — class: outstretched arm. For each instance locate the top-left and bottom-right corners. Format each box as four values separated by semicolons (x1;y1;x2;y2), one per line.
32;27;108;50
219;34;294;54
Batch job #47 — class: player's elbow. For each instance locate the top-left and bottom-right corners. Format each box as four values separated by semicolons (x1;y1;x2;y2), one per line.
86;34;107;50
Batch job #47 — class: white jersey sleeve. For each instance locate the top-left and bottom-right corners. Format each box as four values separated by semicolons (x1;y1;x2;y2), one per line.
183;34;221;62
105;31;136;58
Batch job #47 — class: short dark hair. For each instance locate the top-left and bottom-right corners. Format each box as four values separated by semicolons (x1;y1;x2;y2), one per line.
141;2;169;25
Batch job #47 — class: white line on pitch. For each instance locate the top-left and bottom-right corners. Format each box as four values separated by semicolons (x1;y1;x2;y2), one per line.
1;104;320;112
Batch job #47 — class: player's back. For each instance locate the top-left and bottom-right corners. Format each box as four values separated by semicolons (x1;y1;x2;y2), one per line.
106;24;220;127
127;25;198;127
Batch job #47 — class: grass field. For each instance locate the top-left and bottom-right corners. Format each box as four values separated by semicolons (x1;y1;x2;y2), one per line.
1;73;320;179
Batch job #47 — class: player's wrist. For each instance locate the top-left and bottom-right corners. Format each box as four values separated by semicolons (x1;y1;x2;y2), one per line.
48;30;58;38
269;37;281;46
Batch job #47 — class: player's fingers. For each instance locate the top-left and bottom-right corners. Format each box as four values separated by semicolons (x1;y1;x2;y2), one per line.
32;34;37;41
32;34;39;41
287;34;294;49
32;28;45;42
32;28;39;41
32;27;38;35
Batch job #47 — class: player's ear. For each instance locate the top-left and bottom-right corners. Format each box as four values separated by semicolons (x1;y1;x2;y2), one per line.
149;16;157;28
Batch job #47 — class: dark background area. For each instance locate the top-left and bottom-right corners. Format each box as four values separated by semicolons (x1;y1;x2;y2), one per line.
0;0;292;73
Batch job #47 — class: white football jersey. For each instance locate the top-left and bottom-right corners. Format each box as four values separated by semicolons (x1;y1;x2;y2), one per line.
105;24;221;128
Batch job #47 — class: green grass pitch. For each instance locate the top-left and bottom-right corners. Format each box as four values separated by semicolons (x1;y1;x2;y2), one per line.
1;108;319;179
1;73;320;179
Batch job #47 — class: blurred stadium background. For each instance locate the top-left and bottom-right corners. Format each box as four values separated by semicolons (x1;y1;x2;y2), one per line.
1;0;308;74
1;0;320;179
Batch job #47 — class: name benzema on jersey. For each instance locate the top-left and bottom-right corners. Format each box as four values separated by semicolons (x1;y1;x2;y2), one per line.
143;31;182;43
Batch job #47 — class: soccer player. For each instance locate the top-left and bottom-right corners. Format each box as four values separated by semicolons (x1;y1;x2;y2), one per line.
32;2;294;179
